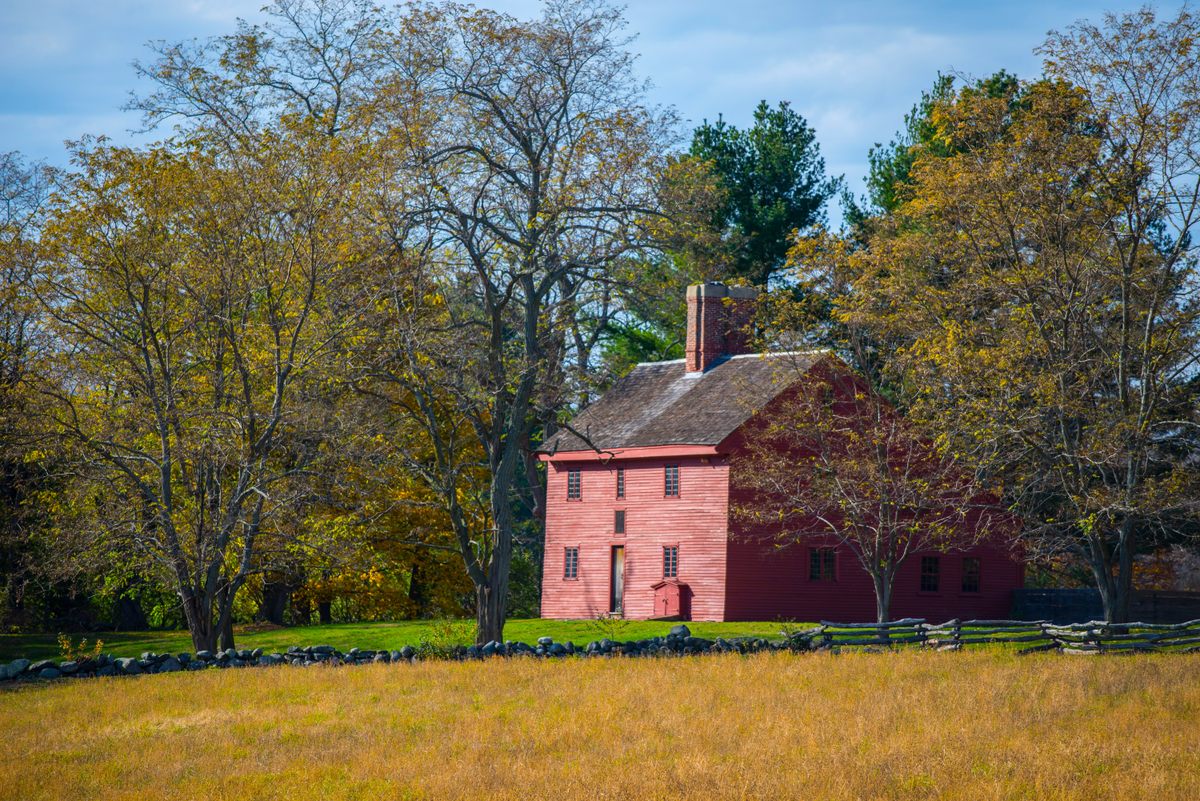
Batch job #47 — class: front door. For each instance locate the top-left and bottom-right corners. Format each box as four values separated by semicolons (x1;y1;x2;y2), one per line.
610;546;625;615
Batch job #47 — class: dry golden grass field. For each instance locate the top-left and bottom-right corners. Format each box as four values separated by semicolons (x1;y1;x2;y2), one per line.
2;650;1198;800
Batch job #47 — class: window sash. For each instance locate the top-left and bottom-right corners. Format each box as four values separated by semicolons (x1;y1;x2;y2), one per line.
663;546;678;578
567;469;581;500
809;548;836;581
920;556;940;592
614;510;626;534
664;465;680;497
564;547;579;579
962;557;981;593
616;468;625;499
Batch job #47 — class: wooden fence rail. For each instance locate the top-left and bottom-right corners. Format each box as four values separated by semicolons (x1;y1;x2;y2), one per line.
785;618;1200;654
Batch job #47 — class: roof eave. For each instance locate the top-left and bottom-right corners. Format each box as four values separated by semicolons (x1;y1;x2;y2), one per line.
537;443;722;463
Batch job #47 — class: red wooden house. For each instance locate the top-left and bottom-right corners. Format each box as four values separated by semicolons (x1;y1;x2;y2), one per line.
538;283;1023;622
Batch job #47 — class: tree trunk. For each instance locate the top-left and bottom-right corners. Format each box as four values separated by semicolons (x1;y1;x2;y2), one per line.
475;581;505;646
871;571;894;624
258;576;291;625
408;556;428;618
216;583;236;651
181;591;217;652
1086;521;1135;624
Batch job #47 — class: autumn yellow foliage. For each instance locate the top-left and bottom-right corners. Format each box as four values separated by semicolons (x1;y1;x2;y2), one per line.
2;651;1198;800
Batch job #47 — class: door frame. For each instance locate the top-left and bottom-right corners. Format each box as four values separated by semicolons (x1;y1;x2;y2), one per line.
610;545;625;615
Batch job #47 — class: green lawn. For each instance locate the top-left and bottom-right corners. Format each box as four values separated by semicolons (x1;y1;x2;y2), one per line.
0;618;795;662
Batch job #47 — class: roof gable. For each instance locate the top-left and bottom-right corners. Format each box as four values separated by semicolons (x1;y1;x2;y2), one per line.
541;351;826;454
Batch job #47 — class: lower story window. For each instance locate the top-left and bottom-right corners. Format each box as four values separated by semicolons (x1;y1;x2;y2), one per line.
920;556;940;593
809;547;836;581
663;545;678;578
564;547;579;579
962;557;981;593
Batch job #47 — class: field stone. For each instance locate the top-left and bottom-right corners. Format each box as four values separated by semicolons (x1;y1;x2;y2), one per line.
95;664;116;677
58;660;79;675
669;624;691;638
158;657;183;673
116;658;141;675
537;636;553;646
194;650;213;661
312;645;335;655
38;668;61;679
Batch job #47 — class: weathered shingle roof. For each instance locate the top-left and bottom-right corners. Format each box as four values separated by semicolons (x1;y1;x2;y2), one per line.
541;351;825;454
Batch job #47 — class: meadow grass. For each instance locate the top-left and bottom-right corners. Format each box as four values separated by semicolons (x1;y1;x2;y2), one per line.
2;649;1198;800
0;618;792;661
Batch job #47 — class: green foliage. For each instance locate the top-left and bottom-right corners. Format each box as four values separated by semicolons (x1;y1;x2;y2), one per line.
415;617;477;659
586;613;631;642
690;100;839;285
863;70;1020;215
599;321;684;380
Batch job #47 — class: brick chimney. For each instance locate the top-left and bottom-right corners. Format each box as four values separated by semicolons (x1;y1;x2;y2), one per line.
685;283;759;373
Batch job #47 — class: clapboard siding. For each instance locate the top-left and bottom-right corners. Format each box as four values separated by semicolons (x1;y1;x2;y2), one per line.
723;523;1022;622
540;455;730;621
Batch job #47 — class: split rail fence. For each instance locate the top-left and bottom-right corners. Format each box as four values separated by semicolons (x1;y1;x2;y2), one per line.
788;618;1200;654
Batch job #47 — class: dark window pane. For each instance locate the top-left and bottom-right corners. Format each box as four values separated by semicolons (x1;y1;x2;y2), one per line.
920;556;940;593
809;548;835;581
614;510;625;534
962;557;981;593
564;547;578;579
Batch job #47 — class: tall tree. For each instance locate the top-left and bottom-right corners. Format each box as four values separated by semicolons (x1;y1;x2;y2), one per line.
356;0;677;643
862;71;1019;217
690;100;839;286
833;9;1200;623
38;128;367;651
0;152;55;629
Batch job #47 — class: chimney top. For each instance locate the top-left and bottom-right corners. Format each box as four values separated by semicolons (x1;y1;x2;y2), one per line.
685;282;758;374
686;282;759;301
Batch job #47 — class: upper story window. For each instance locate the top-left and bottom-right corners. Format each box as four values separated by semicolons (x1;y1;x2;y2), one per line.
664;464;680;497
564;546;579;579
663;545;679;578
920;556;940;593
566;468;581;500
809;547;836;581
962;557;981;593
614;510;626;535
616;468;625;499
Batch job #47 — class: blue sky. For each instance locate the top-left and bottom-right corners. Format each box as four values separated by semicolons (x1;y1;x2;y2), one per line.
0;0;1172;211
